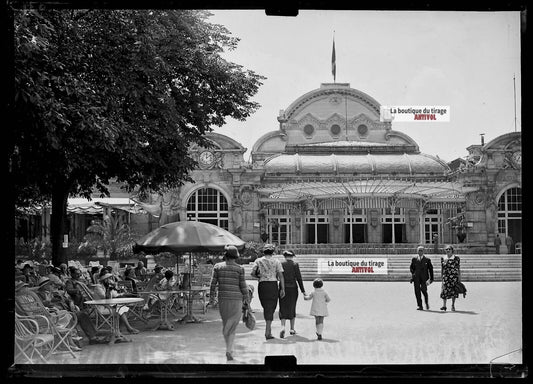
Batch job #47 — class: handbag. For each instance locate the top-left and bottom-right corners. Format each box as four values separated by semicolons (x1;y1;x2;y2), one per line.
242;302;256;330
455;281;467;298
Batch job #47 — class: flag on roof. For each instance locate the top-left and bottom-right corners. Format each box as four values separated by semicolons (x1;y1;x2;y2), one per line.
331;37;336;82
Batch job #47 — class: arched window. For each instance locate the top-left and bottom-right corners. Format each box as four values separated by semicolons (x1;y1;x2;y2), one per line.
497;187;522;242
186;188;229;230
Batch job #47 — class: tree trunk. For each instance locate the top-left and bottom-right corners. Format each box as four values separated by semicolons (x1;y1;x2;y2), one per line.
51;183;69;266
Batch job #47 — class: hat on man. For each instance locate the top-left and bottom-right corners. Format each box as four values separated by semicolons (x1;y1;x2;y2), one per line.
283;250;295;257
15;281;29;291
417;246;425;252
37;276;52;288
22;263;33;270
263;243;275;252
224;244;240;259
99;273;114;281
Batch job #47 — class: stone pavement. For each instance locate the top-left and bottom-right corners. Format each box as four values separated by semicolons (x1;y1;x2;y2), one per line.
12;281;523;370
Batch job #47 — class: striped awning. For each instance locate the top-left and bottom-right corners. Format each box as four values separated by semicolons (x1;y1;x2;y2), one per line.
67;198;146;215
257;179;478;202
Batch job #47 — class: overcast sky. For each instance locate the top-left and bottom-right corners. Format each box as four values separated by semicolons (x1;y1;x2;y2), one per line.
207;10;521;163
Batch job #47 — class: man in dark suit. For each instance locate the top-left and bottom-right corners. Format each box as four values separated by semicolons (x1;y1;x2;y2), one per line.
410;245;434;310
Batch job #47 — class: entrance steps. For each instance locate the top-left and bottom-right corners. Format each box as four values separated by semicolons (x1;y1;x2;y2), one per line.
280;243;500;255
242;253;522;282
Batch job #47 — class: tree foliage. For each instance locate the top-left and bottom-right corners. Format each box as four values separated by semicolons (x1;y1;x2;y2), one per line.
11;9;264;265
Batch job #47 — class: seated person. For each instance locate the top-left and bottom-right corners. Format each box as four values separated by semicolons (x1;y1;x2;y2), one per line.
134;261;148;281
15;280;82;351
58;263;71;284
155;270;178;300
104;265;123;282
90;266;101;285
21;264;38;287
65;268;91;309
15;259;25;270
140;265;167;310
35;276;105;345
93;273;140;334
123;267;139;294
35;276;75;327
48;266;66;288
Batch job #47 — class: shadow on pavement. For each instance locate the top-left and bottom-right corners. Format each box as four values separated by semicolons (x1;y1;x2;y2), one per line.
273;334;315;343
448;310;478;315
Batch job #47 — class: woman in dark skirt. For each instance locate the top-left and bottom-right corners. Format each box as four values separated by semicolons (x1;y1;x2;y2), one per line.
440;245;461;311
278;250;306;338
251;243;285;340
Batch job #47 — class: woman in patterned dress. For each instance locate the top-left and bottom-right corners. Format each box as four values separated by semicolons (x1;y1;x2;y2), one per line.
209;245;250;361
440;245;461;311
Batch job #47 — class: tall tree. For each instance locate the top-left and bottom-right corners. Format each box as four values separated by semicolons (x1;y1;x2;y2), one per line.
11;9;264;266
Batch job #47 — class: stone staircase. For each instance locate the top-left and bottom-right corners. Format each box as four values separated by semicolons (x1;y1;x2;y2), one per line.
242;253;522;282
278;243;497;255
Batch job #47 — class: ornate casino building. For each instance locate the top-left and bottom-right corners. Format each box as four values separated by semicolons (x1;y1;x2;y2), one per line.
17;83;522;253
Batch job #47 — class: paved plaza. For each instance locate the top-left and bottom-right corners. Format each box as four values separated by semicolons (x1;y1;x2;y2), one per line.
12;281;522;371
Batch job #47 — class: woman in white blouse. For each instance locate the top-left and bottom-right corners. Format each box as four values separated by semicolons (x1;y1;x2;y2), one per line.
251;244;285;340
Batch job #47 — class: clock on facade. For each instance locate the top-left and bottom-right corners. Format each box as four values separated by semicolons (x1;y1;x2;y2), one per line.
199;150;215;167
511;151;521;167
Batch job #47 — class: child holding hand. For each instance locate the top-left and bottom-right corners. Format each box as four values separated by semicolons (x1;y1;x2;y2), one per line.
304;278;331;340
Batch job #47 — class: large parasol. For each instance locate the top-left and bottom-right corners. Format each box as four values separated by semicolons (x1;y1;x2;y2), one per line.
133;220;245;322
133;220;245;254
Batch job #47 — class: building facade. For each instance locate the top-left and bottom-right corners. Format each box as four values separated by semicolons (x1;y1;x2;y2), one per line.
146;83;521;252
18;83;522;253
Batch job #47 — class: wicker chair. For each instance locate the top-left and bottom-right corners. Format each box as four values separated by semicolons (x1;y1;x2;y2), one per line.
14;290;79;358
15;313;55;363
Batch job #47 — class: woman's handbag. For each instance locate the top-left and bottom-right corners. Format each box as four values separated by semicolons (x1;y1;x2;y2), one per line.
242;302;256;330
455;281;467;298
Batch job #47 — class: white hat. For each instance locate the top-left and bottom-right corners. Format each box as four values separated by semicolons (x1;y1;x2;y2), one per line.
99;273;114;281
37;276;52;288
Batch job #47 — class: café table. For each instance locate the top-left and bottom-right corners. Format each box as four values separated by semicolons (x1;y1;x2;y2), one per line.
175;287;209;323
141;290;181;331
84;297;144;344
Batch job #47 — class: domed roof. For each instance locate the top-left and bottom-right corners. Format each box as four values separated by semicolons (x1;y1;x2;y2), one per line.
264;153;450;176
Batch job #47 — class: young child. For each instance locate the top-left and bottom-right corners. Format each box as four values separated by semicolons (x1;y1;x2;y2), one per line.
304;278;331;340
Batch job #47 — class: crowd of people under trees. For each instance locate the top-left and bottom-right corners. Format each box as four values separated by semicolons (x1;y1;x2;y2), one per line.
14;259;186;350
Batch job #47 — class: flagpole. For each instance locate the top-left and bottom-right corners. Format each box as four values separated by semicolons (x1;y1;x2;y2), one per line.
513;74;517;132
332;31;336;83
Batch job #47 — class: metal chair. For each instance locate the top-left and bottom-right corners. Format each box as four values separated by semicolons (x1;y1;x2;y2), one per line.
15;290;79;358
15;313;55;363
77;282;113;331
116;280;148;324
515;242;521;254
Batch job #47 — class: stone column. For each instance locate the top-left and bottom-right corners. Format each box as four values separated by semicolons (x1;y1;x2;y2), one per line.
387;195;401;245
416;199;429;244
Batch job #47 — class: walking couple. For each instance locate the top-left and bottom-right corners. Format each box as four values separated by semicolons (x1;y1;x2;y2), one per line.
410;245;462;312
